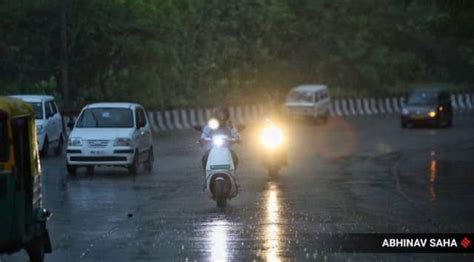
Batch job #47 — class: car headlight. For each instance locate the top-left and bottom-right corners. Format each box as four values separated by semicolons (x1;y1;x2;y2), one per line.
213;137;225;147
428;111;436;118
68;137;83;146
114;138;132;147
208;118;219;130
401;108;409;115
261;126;284;149
36;125;44;135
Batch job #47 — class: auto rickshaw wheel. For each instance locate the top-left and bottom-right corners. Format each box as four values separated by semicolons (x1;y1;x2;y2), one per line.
25;237;45;262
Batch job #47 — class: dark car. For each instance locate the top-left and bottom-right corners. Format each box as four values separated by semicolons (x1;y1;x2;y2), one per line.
401;89;453;128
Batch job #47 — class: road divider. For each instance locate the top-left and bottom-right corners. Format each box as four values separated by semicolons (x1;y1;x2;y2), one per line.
64;93;474;133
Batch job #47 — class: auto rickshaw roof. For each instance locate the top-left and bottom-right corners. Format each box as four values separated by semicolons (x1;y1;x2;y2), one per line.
0;96;34;118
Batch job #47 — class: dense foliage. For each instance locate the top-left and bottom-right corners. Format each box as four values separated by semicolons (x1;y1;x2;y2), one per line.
1;0;473;109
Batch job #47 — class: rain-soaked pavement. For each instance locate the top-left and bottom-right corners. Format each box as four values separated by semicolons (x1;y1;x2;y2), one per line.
2;116;474;261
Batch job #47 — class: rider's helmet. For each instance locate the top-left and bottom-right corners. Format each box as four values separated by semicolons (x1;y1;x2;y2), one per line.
213;107;230;124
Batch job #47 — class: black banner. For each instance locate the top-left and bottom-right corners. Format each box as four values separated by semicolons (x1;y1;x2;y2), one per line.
310;234;474;253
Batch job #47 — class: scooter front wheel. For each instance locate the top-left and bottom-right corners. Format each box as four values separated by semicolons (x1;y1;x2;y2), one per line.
267;166;280;177
215;179;227;208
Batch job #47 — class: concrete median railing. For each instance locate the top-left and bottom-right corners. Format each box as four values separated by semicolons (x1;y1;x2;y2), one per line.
66;93;473;133
143;93;473;132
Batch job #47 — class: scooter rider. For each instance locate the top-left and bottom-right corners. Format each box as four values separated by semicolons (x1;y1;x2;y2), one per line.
263;91;288;166
200;107;240;170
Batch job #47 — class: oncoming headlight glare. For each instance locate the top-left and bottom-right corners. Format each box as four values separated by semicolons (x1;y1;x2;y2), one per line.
261;126;284;149
213;137;225;147
208;118;219;130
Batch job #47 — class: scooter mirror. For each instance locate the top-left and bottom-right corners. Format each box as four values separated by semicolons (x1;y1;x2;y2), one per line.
237;124;246;132
193;125;203;132
67;121;74;130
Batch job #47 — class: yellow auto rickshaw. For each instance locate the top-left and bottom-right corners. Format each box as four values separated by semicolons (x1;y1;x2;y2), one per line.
0;97;52;262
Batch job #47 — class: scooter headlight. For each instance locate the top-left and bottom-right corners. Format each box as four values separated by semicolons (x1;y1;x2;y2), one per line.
208;118;219;130
261;126;284;149
213;137;225;147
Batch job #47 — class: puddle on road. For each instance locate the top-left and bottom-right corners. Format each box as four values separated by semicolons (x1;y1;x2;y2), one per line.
264;182;282;262
423;151;474;206
428;159;437;203
207;220;230;261
201;181;286;261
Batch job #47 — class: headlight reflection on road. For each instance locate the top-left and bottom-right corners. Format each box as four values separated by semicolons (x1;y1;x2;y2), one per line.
265;182;281;262
209;220;228;262
429;158;437;203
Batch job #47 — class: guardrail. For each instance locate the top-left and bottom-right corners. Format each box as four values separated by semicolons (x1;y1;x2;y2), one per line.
66;93;473;133
144;93;473;132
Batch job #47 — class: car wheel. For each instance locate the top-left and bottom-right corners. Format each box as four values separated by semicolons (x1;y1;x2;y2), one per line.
54;134;64;156
40;136;49;157
320;111;329;124
25;237;45;262
446;116;453;128
128;152;139;175
144;148;154;174
86;166;94;175
67;164;76;175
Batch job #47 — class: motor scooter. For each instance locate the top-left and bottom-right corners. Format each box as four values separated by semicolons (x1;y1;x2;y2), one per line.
195;119;243;208
259;119;287;176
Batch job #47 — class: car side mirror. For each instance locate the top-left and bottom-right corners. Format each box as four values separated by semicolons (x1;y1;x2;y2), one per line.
67;121;74;130
137;121;145;129
193;125;203;132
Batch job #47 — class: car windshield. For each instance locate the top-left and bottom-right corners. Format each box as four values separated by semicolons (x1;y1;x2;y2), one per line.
407;91;438;106
286;91;314;103
28;102;43;119
76;108;133;128
0;117;8;161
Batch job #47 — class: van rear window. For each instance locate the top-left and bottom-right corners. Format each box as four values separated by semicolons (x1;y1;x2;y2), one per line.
0;118;8;161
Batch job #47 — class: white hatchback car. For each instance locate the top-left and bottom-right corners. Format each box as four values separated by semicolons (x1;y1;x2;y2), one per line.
66;103;154;175
10;95;64;157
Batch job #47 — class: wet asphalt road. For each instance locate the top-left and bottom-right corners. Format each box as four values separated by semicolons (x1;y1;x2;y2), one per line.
2;116;474;261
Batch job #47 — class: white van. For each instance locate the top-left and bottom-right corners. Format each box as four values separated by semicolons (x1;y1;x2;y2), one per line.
284;84;331;122
10;95;64;157
66;102;154;175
